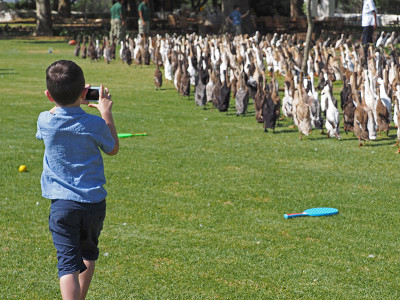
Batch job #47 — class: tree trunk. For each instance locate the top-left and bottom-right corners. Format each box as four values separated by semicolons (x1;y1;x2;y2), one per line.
212;0;218;9
301;0;313;74
58;0;71;18
290;0;299;18
221;0;233;17
126;0;137;17
51;0;58;12
35;0;53;36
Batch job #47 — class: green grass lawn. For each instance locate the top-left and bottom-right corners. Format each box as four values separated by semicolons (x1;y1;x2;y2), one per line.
1;38;400;299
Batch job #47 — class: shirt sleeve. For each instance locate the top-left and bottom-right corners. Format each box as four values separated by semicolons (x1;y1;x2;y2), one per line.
365;0;376;13
36;112;46;140
36;123;42;140
370;0;376;12
95;119;116;154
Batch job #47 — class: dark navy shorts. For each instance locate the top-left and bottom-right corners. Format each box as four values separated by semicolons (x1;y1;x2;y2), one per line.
49;199;106;278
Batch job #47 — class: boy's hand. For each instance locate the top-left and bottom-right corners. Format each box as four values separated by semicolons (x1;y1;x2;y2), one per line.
88;84;113;115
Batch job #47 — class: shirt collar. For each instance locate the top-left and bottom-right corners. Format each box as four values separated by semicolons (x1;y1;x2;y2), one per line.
54;106;86;115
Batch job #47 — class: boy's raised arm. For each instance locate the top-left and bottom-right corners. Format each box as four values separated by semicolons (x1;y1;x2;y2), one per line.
88;84;119;155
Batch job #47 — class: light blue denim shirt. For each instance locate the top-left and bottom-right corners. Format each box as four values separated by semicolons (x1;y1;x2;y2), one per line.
36;107;115;203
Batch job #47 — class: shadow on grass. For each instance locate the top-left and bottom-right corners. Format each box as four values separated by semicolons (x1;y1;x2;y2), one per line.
0;68;17;75
276;129;297;134
22;40;65;44
366;140;397;147
233;113;255;118
156;87;175;91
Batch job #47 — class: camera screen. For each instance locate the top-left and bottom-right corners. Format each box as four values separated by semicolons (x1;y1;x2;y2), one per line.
86;88;100;101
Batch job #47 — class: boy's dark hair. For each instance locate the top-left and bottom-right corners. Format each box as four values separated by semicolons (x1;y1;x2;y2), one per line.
46;60;85;106
233;5;239;9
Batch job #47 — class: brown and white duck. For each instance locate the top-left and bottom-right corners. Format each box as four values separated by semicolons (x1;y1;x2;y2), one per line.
254;74;266;123
375;85;390;136
154;63;162;91
180;60;191;98
293;73;312;140
235;72;249;116
353;83;370;147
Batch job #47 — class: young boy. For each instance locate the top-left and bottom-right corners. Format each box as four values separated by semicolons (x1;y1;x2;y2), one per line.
36;60;119;299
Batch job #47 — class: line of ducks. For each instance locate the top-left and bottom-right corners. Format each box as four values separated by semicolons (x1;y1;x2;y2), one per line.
73;35;153;65
72;31;400;151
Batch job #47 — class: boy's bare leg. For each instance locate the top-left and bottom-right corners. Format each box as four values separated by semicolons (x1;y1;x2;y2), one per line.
60;271;80;300
79;260;95;300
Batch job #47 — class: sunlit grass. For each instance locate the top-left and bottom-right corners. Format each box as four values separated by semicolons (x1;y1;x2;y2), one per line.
1;38;400;299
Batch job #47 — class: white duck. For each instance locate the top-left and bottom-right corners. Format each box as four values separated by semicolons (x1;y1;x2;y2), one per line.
119;41;124;60
334;33;345;49
375;31;385;47
384;31;396;47
377;77;392;121
343;44;355;72
363;70;377;131
282;79;294;119
388;61;396;86
164;53;173;81
187;57;196;86
321;81;340;138
95;39;101;59
219;53;228;83
263;47;274;74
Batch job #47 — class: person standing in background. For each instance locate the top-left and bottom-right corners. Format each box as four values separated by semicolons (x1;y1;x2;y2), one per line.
138;0;150;40
226;5;249;35
110;0;124;43
361;0;377;62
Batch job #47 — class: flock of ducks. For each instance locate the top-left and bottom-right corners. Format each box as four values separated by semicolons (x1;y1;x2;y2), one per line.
73;35;151;65
73;30;400;151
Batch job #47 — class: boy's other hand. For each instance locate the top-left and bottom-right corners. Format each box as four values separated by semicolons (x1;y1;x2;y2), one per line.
81;84;90;105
